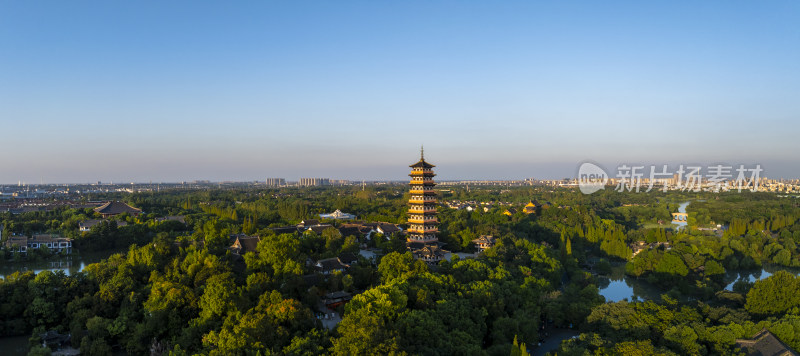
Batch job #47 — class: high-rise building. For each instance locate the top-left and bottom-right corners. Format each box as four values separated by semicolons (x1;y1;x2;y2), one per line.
298;178;330;187
266;178;286;187
407;148;445;264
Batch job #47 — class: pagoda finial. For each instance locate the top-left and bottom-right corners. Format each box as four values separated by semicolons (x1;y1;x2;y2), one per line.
420;145;424;160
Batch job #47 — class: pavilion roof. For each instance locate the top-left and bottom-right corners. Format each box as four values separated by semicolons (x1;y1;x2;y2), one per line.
93;201;142;215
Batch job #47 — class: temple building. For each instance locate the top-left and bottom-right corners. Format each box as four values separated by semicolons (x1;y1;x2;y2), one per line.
407;148;445;264
523;201;539;214
735;328;798;355
472;235;496;253
94;201;142;218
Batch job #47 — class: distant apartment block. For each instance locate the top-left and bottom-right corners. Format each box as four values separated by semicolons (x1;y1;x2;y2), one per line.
265;178;286;187
299;178;330;187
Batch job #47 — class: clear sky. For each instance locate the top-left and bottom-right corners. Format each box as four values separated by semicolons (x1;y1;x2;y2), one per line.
1;1;799;183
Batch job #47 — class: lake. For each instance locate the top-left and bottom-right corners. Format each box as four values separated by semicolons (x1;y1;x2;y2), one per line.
0;250;120;280
596;264;666;302
598;263;800;303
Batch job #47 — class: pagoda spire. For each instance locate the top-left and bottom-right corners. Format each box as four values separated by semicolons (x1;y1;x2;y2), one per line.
420;145;424;160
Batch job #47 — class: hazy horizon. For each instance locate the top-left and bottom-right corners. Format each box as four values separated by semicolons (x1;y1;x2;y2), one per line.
2;1;799;183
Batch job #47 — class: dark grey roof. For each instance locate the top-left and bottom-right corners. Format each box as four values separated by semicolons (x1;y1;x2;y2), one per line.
315;257;348;272
410;158;435;168
338;252;358;264
338;225;362;238
79;219;102;228
94;201;142;215
377;223;400;234
472;235;496;245
307;224;334;234
413;245;446;259
736;328;799;356
298;219;320;227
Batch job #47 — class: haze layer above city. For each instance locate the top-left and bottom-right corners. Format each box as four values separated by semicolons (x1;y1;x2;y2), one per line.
2;1;799;183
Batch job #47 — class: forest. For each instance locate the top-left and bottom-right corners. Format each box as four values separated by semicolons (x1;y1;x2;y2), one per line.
1;184;800;355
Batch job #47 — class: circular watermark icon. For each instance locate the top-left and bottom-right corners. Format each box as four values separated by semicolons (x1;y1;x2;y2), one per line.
578;162;609;194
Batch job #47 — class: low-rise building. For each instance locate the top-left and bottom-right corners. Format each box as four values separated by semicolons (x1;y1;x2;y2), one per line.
322;291;353;309
314;257;350;275
229;235;260;255
4;234;73;253
412;244;447;265
376;223;401;236
472;235;496;252
735;328;798;355
4;236;28;253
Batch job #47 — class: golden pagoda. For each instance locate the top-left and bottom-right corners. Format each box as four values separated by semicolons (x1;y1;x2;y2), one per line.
407;147;445;263
523;201;539;214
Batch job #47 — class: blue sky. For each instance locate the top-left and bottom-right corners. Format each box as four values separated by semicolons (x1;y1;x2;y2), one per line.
1;1;799;183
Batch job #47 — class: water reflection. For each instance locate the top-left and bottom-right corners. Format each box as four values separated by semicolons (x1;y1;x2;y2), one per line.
723;265;800;291
673;201;690;230
597;264;664;302
598;263;800;302
0;250;120;279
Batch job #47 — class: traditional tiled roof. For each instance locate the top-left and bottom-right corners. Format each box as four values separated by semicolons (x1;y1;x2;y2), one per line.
30;234;72;243
377;223;400;235
4;236;27;247
410;158;435;169
338;225;363;238
524;201;538;213
413;244;446;259
79;219;102;229
315;257;349;273
298;219;320;227
94;201;142;215
472;235;496;245
307;224;334;234
736;329;798;356
230;236;260;255
338;252;358;265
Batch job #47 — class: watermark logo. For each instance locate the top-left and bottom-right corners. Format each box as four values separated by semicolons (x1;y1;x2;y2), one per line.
578;162;608;194
576;162;764;194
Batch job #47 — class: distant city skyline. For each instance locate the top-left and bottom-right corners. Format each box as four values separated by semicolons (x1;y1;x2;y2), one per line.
2;1;799;183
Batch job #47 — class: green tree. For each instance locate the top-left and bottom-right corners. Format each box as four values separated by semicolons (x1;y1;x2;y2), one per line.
745;271;800;315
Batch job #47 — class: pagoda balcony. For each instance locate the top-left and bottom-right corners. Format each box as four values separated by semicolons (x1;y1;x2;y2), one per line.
409;189;436;195
407;227;439;234
407;217;438;224
408;225;439;232
409;178;436;183
408;207;437;213
409;197;438;204
407;236;438;243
